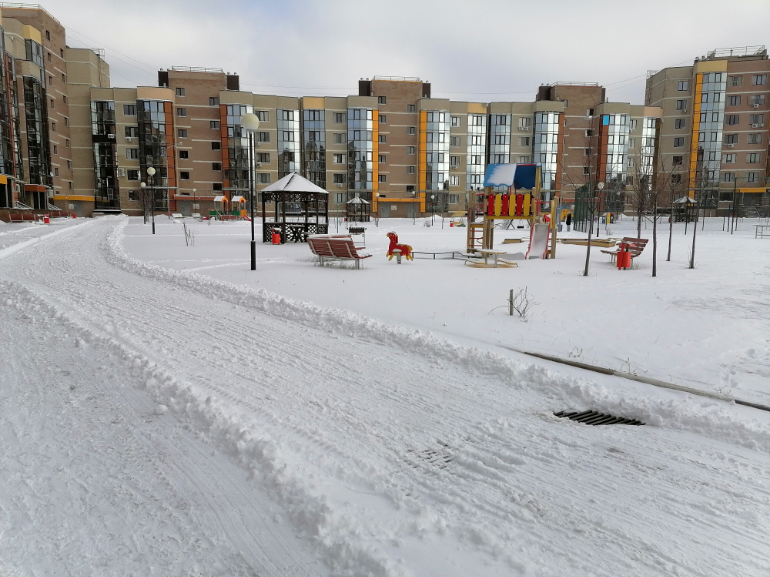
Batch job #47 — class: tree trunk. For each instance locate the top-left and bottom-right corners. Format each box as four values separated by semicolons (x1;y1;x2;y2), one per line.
652;203;657;277
637;209;642;238
583;213;593;277
666;205;673;261
689;205;698;269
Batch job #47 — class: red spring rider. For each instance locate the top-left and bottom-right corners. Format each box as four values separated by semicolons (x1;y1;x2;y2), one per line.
386;232;414;261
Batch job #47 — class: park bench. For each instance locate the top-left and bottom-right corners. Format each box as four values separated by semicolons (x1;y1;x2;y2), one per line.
601;237;649;265
8;213;23;223
307;234;372;269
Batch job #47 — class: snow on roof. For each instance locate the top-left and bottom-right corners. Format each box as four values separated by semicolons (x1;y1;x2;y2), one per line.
213;195;228;202
261;172;328;194
230;196;246;203
673;196;697;204
346;196;370;204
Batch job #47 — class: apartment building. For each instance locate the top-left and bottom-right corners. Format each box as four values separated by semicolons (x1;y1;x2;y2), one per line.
646;46;770;211
2;4;766;223
0;4;108;218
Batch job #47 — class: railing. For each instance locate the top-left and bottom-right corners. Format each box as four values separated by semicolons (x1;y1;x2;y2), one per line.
372;75;422;82
549;81;599;87
706;46;766;58
14;200;32;209
170;66;225;74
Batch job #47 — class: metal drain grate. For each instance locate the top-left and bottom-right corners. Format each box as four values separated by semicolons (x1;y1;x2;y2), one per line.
554;410;644;426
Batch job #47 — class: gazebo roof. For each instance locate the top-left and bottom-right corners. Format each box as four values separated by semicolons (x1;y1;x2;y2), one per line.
673;196;696;204
346;196;370;204
261;172;328;194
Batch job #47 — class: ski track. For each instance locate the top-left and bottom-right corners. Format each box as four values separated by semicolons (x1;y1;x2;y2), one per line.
0;216;768;576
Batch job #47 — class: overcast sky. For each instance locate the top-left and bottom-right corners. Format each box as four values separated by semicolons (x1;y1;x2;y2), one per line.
42;0;770;104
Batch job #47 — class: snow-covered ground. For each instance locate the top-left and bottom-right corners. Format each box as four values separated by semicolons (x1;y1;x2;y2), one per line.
1;215;769;576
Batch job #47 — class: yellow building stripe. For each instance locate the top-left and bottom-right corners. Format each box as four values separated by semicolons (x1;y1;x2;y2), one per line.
688;73;703;194
53;195;95;201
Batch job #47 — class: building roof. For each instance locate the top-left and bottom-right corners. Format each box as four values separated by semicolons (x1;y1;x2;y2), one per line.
261;172;328;194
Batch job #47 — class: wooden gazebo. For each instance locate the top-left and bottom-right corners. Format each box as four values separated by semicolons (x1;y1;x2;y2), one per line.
261;173;329;243
346;193;371;222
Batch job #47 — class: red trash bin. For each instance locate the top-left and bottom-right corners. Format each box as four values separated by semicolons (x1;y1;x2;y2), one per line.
271;228;281;245
617;243;631;270
43;215;50;224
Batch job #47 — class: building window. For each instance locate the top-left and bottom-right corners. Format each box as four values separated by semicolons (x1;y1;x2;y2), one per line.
212;162;221;170
751;75;767;86
213;183;222;191
51;122;56;132
177;108;187;117
257;132;270;142
61;73;66;83
517;136;530;146
585;129;593;138
124;126;138;138
49;75;53;85
209;97;219;106
672;174;682;185
698;132;705;142
451;116;461;127
676;100;687;111
66;160;71;169
126;148;139;160
730;75;743;86
257;153;270;163
750;94;766;106
124;104;136;116
333;173;346;184
180;171;190;180
450;155;460;167
208;120;218;129
450;136;460;147
66;139;70;148
377;96;386;105
407;126;416;135
127;170;139;181
256;111;269;122
176;87;185;96
672;156;683;166
630;119;638;130
211;141;221;150
45;30;51;41
334;112;346;124
675;118;686;129
748;133;762;144
747;172;757;183
178;150;189;159
379;134;386;143
54;167;59;176
727;115;739;125
407;146;415;155
448;194;459;204
332;153;345;164
333;133;345;144
378;114;386;124
701;93;709;103
673;137;685;147
335;193;345;203
258;173;270;184
677;81;689;91
725;134;738;144
178;129;188;138
723;172;734;183
583;167;590;175
407;104;416;113
50;98;55;109
729;95;741;106
748;153;760;163
723;153;735;163
378;174;386;183
750;114;765;127
407;166;416;174
378;154;386;164
54;144;59;154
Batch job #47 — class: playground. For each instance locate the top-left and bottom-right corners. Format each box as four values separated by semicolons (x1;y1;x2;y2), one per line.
122;211;770;407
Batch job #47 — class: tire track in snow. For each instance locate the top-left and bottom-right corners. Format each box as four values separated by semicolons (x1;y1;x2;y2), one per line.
1;217;768;576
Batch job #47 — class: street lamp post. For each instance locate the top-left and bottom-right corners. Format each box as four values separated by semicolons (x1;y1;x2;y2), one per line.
430;194;435;225
241;112;260;271
147;166;156;234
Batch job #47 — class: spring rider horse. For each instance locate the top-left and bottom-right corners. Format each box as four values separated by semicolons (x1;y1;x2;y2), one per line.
386;232;413;261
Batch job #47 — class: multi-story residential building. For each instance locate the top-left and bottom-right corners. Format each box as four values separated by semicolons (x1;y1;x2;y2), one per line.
647;46;770;212
1;6;766;223
0;4;108;218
